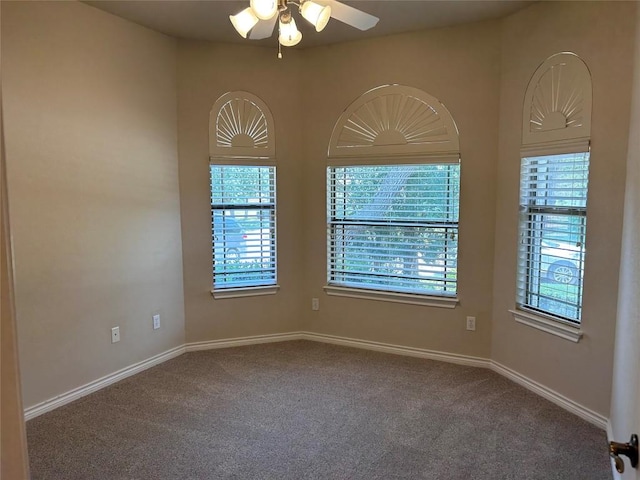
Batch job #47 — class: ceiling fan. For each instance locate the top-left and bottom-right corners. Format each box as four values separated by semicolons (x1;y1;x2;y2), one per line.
230;0;379;57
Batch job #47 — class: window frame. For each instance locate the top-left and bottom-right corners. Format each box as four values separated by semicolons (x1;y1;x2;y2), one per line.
325;162;460;305
210;164;278;298
514;152;589;331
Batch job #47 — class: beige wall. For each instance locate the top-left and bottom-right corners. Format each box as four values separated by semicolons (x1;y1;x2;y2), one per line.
299;21;501;358
2;1;185;408
177;41;304;342
491;1;636;417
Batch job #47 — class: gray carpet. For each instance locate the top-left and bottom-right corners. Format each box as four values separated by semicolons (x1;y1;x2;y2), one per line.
26;341;611;479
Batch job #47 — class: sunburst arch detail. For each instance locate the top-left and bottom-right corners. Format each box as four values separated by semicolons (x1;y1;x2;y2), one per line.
209;91;275;160
329;85;459;159
523;53;592;149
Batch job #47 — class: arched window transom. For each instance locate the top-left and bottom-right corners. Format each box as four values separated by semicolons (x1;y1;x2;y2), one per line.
209;91;275;160
522;52;592;153
328;84;459;160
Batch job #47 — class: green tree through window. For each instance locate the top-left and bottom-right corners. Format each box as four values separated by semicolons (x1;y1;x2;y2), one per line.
328;163;460;296
211;165;276;289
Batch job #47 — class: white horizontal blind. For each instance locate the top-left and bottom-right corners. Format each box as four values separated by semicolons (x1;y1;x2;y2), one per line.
210;165;276;289
327;164;460;296
517;152;589;323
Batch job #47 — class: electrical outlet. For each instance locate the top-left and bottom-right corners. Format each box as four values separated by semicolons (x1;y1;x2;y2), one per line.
111;326;120;343
311;298;319;311
152;314;161;330
466;316;476;331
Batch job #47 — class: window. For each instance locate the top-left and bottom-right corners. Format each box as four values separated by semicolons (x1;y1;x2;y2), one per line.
209;91;277;297
327;164;459;296
211;165;276;290
513;52;592;340
516;152;589;323
325;85;461;306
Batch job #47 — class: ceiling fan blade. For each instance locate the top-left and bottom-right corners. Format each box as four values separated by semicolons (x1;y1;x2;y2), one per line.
318;1;379;31
249;15;277;40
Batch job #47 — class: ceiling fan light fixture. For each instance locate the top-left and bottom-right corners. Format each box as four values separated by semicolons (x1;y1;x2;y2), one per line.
230;7;259;38
278;16;302;47
300;1;331;32
250;0;278;20
233;0;378;56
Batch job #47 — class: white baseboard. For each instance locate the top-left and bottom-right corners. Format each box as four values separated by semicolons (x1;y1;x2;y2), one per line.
184;332;303;352
24;331;609;433
24;333;302;420
490;360;607;430
299;331;491;368
24;345;185;421
300;332;607;430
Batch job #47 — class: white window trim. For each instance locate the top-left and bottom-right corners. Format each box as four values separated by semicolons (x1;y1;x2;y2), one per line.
509;308;583;343
211;285;280;299
324;285;458;309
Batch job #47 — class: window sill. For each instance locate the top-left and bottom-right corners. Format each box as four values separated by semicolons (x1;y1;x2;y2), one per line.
509;308;583;343
324;285;458;308
211;285;279;299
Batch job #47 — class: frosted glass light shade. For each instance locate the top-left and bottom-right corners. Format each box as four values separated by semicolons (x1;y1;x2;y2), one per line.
279;17;302;46
250;0;277;20
300;1;331;32
230;8;259;38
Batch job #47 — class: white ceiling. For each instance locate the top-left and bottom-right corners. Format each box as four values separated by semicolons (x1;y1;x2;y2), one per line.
85;1;533;48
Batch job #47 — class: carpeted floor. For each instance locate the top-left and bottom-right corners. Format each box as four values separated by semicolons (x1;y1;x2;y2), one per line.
26;341;611;479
